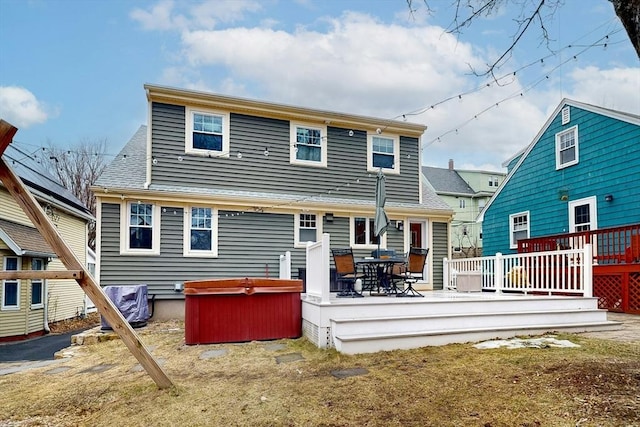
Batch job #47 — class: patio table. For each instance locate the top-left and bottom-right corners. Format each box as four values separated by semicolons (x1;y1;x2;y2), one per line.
355;257;406;295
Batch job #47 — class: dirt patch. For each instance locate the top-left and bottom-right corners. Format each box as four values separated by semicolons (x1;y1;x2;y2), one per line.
48;312;100;334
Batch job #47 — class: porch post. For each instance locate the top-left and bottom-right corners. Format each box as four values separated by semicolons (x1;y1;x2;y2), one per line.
495;252;503;293
583;244;593;298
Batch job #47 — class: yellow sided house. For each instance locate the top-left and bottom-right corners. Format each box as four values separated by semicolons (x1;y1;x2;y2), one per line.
1;143;94;341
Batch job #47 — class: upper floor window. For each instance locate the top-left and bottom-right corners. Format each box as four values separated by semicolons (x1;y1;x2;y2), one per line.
351;216;385;248
290;123;327;167
185;107;230;157
555;126;578;169
2;256;20;310
120;202;161;255
459;199;466;209
31;258;44;308
294;213;322;247
488;176;499;187
509;211;530;249
368;133;399;174
184;207;218;257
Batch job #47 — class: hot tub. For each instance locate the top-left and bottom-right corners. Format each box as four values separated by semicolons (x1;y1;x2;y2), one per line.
183;277;303;345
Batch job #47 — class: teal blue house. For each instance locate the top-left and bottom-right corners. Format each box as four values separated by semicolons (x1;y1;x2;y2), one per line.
479;99;640;255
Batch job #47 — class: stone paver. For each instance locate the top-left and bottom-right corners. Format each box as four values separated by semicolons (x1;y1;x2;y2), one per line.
331;367;369;379
199;349;228;360
264;343;287;351
79;364;116;374
275;353;304;364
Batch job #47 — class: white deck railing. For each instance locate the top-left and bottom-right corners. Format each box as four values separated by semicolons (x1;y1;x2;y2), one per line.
444;244;593;297
279;251;291;279
305;233;331;303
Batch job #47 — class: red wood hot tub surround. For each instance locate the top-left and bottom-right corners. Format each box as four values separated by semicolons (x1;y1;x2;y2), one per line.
184;277;303;345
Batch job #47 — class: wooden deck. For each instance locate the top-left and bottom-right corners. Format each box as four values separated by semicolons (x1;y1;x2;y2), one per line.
301;290;620;354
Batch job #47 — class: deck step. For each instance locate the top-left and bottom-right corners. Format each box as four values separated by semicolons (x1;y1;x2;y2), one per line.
333;320;622;354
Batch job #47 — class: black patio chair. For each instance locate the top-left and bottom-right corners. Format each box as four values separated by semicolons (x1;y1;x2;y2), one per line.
397;247;429;297
332;248;366;298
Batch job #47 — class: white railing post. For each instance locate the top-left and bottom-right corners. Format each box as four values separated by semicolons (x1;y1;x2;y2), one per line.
443;257;450;290
494;252;503;293
279;251;291;279
320;233;330;303
583;243;593;297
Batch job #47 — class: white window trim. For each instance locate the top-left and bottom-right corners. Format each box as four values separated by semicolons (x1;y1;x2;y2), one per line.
555;125;579;170
30;258;45;309
569;196;598;233
350;216;388;249
120;201;161;255
2;256;20;311
509;211;530;250
183;206;219;258
290;122;328;168
367;132;400;174
185;106;230;157
294;212;323;248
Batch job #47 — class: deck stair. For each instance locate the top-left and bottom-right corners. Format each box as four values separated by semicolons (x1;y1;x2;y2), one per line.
325;293;621;354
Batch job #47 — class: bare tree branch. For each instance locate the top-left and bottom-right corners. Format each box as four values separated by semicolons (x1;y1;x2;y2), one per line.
44;139;109;249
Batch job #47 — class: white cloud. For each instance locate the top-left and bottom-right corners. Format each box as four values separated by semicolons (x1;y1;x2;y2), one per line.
137;2;639;171
130;0;262;31
566;66;640;114
0;86;50;129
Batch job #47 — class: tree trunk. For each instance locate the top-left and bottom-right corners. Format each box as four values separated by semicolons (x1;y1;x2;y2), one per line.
611;0;640;58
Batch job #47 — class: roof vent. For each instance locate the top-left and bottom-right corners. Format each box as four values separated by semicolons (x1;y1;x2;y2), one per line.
561;106;570;125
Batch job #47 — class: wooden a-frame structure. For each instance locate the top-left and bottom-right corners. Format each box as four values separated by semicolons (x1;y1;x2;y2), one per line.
0;120;173;389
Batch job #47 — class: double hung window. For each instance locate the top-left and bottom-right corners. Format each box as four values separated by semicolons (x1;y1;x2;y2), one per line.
290;123;327;167
186;107;230;156
509;211;530;249
184;207;218;257
295;213;320;247
368;133;399;173
121;202;160;255
555;126;578;169
2;256;20;310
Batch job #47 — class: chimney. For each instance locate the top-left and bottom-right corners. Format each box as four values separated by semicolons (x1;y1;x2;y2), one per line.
448;159;454;170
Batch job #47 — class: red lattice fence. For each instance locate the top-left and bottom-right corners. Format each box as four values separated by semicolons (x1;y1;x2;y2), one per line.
593;265;640;314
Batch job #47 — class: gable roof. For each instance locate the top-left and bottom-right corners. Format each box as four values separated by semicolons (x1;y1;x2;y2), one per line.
96;126;453;214
0;218;57;258
421;166;475;196
2;144;93;220
478;98;640;222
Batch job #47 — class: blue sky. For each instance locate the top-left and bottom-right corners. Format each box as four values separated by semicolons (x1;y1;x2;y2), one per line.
1;0;638;172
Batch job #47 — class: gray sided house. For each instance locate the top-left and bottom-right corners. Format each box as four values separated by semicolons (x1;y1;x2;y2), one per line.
94;84;453;319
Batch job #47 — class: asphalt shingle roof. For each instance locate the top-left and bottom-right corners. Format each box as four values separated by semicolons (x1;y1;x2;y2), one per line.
422;166;475;195
0;218;56;257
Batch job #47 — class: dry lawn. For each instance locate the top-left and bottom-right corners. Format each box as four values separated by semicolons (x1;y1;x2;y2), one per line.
1;320;639;427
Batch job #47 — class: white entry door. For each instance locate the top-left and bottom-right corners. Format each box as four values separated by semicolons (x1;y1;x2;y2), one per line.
569;196;598;232
408;219;429;283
